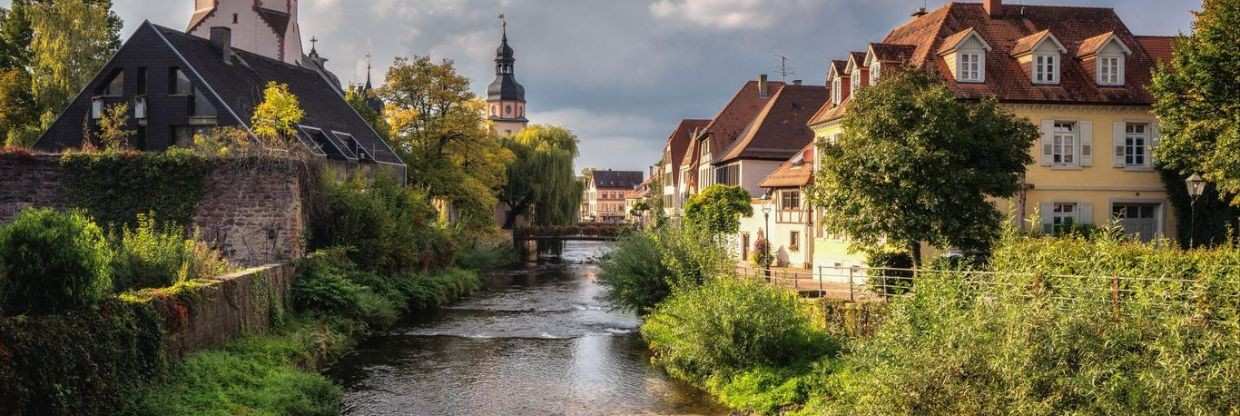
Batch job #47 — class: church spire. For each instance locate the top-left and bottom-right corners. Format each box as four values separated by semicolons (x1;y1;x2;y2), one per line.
365;53;373;90
487;14;528;135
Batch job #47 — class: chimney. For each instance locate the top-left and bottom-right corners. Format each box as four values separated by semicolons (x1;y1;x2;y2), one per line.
758;74;769;98
210;26;234;63
984;0;1002;17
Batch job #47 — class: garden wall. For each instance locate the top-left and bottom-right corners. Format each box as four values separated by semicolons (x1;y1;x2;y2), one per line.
0;154;308;267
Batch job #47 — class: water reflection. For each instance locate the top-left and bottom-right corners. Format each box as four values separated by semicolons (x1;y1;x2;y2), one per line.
327;241;724;416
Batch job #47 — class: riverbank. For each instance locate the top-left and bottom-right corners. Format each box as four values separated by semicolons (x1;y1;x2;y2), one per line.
118;251;490;416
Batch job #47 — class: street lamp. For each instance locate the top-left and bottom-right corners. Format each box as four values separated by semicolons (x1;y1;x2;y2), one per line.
1187;173;1207;248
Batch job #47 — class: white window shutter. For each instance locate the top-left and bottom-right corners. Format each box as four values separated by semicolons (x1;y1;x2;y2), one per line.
1040;120;1054;167
1113;121;1126;168
1150;121;1161;167
1079;202;1094;225
1080;121;1094;167
1040;203;1054;234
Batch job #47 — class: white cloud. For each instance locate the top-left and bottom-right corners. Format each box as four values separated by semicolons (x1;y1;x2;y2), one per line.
649;0;818;30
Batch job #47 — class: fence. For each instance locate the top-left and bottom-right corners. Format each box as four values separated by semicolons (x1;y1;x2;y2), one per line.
734;263;1240;323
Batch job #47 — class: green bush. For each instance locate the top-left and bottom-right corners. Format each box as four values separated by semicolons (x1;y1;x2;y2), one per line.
292;251;399;328
59;149;215;228
865;249;914;296
112;214;233;291
0;208;113;315
824;231;1240;415
642;278;838;383
311;176;453;273
599;231;671;314
455;242;518;271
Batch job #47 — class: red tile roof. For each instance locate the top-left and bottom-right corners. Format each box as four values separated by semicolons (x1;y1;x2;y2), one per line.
870;43;917;64
663;119;710;188
1010;30;1062;56
811;1;1166;127
1136;35;1176;64
681;80;786;169
720;84;828;163
760;143;815;188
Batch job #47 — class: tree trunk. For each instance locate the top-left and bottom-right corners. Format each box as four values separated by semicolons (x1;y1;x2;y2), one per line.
909;240;922;276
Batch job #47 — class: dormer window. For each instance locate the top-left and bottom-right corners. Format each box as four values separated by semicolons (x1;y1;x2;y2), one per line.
851;73;861;94
832;77;842;104
958;51;984;82
1079;33;1132;87
870;62;881;85
1035;53;1059;84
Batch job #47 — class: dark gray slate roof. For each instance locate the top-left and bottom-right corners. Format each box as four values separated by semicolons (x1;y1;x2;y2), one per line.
591;170;644;189
152;24;403;165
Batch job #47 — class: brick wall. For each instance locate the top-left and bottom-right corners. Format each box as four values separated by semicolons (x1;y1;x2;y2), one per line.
0;154;308;267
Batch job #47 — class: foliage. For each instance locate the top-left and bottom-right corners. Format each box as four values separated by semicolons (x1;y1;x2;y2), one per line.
292;250;400;328
381;56;513;236
810;70;1038;263
403;268;482;311
751;234;773;267
111;213;233;291
823;231;1240;415
0;208;112;315
642;278;840;414
125;318;348;416
95;102;133;151
1160;168;1240;248
188;126;257;158
499;125;582;228
345;84;389;139
27;0;121;126
1151;0;1240;205
0;67;36;147
250;82;304;149
311;174;452;273
0;298;164;416
864;248;915;296
599;224;734;314
455;241;518;271
60;149;215;228
683;184;753;236
599;231;670;313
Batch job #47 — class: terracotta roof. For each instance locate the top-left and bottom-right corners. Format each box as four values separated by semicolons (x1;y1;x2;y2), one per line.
1136;35;1176;64
874;2;1162;106
1077;32;1131;58
663;119;710;187
1011;30;1063;56
809;96;852;127
869;43;917;64
187;8;215;33
937;28;991;54
760;143;815;188
698;80;786;163
591;170;644;189
827;60;848;80
719;84;828;163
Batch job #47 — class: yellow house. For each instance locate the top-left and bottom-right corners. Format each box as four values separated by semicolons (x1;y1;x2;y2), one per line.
806;0;1177;270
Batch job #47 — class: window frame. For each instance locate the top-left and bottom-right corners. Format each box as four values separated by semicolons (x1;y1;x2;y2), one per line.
1124;122;1149;168
1034;53;1059;84
789;231;800;252
169;68;192;96
957;50;985;83
1052;121;1078;167
1098;55;1124;86
1051;202;1078;234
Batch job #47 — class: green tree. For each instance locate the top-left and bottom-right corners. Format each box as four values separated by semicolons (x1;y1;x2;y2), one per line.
28;0;121;127
0;67;37;147
345;84;390;139
1151;0;1240;205
251;82;304;149
809;70;1037;265
95;101;132;151
499;125;582;228
380;56;513;236
683;184;753;236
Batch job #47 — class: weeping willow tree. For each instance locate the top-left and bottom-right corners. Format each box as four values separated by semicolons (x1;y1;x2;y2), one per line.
500;125;582;228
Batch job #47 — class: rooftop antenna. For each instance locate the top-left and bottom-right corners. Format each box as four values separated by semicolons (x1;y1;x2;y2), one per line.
774;55;796;82
912;0;928;17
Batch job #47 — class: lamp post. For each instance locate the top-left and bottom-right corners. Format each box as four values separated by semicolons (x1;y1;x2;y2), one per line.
1186;173;1207;248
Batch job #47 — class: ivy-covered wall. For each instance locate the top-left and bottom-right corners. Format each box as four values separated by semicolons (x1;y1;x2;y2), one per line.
0;152;309;266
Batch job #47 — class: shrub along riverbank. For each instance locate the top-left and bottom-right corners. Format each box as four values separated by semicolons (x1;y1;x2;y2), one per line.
603;224;1240;415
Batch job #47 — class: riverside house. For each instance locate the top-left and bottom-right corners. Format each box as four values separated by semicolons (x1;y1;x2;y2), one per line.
804;0;1177;270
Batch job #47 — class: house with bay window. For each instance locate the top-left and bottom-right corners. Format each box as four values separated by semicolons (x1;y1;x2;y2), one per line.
808;0;1177;269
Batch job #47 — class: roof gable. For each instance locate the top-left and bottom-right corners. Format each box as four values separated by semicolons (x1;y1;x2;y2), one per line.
1077;31;1133;58
1011;30;1068;56
719;84;827;163
827;60;849;82
760;143;815;189
845;52;868;74
699;80;785;161
937;28;992;55
866;43;917;66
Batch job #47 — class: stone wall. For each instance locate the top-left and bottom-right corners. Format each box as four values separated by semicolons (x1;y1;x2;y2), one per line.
141;263;296;360
0;154;308;267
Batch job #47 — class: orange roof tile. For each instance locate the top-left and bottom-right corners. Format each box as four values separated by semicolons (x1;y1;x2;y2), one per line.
760;143;816;188
1136;35;1176;64
720;84;828;163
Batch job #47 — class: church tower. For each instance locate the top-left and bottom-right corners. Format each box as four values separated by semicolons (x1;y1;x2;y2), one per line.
188;0;304;65
487;16;528;137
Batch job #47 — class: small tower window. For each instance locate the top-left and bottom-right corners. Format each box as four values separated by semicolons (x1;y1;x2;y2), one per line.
233;14;239;24
506;104;512;115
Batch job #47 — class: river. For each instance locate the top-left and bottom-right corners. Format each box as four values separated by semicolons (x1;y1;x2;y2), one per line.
327;241;726;416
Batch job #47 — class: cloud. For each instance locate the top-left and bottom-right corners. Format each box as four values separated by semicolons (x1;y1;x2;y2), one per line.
649;0;819;30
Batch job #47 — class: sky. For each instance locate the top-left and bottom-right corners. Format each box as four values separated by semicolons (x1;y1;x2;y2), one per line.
0;0;1202;172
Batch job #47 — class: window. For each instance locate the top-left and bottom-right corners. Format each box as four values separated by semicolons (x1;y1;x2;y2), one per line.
100;70;124;97
832;78;842;104
1051;202;1078;233
870;62;880;85
1035;54;1059;84
781;191;800;211
136;67;147;95
851;71;861;93
170;68;191;95
715;164;739;186
232;13;239;24
789;231;800;252
1098;56;1122;86
958;51;983;82
1112;203;1160;241
1053;121;1077;166
191;87;216;118
1124;123;1149;167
